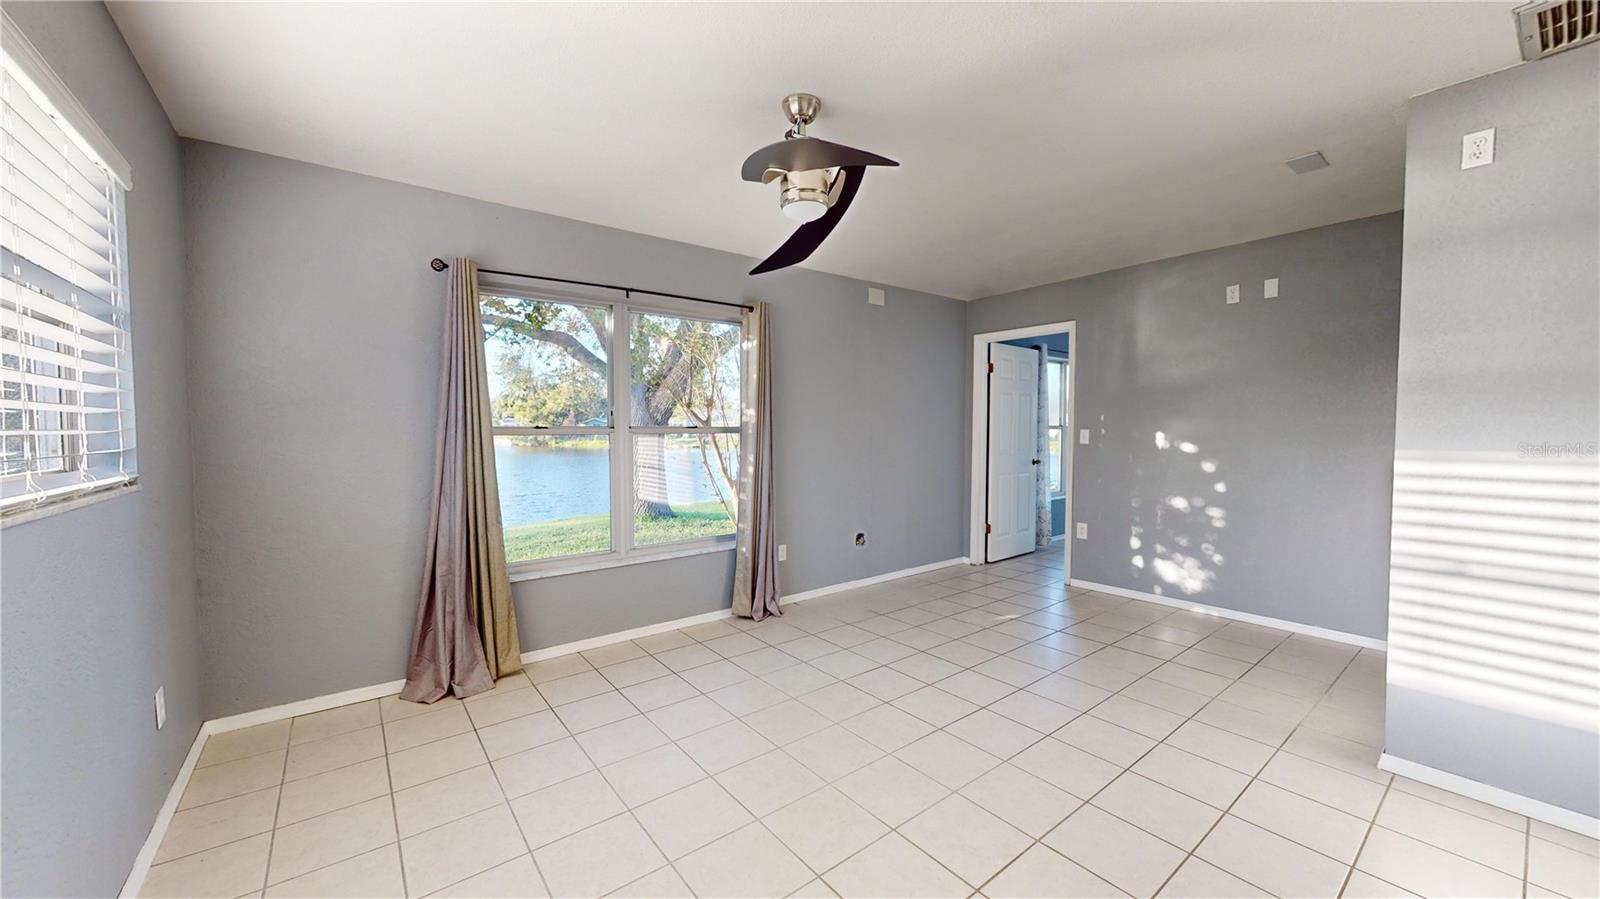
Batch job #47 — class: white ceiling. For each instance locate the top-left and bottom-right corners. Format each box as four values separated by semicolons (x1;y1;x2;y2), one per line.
109;2;1520;300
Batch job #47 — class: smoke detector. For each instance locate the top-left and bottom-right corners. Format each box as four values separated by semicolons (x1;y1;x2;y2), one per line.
1514;0;1599;60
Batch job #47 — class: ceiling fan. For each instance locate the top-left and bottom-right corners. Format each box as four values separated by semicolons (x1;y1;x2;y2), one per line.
742;93;898;275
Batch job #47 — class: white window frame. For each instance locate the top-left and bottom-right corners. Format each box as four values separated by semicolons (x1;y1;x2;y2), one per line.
480;283;742;580
1;12;137;527
1047;356;1068;499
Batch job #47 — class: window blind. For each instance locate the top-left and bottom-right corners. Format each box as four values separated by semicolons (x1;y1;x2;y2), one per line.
1;40;136;517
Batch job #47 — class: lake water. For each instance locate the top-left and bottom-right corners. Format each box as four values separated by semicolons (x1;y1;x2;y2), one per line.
494;442;732;527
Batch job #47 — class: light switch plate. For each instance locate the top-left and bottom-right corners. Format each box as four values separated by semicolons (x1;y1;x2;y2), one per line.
868;287;885;306
1079;429;1090;445
1226;284;1240;305
777;544;787;562
1075;523;1088;540
1462;128;1495;170
154;687;166;730
1264;278;1279;299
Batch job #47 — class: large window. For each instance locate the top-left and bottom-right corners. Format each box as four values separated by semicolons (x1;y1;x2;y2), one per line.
1047;358;1068;497
482;289;742;569
2;25;136;520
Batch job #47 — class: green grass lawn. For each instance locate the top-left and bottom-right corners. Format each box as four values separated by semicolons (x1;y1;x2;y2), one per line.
504;500;734;560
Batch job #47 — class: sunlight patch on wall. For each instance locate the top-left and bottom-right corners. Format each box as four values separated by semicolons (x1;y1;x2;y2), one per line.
1129;434;1226;596
1388;451;1600;732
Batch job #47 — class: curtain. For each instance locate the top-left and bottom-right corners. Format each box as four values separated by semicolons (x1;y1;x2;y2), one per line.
1035;345;1052;547
732;301;781;620
401;258;522;703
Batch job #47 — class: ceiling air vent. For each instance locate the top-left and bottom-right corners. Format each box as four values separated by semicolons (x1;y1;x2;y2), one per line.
1515;1;1600;60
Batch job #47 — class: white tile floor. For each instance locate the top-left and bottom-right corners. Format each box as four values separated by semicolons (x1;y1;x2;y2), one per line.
142;551;1600;898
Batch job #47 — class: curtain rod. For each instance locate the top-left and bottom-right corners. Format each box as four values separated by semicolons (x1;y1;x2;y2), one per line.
429;258;753;311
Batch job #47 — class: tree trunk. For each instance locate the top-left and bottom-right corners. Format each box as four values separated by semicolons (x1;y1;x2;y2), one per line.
632;382;676;518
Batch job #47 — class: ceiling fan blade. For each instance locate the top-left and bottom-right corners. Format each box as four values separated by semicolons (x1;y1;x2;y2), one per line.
749;166;865;275
740;138;897;183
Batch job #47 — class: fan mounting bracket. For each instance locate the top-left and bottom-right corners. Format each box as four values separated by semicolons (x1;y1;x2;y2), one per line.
782;93;822;137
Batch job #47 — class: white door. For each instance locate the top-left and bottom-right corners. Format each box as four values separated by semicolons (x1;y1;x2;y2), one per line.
987;343;1039;562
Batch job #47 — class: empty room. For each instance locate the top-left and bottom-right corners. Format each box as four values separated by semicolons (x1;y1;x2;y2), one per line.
2;2;1597;898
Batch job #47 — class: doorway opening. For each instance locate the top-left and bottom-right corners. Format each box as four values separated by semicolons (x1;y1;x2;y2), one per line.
969;322;1076;575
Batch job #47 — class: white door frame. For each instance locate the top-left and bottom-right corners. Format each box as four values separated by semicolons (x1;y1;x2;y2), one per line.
969;321;1077;575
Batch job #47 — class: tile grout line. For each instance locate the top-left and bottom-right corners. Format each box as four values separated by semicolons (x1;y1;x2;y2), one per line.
1522;815;1531;898
800;556;1363;889
722;561;1227;896
1150;640;1368;899
154;553;1413;899
1338;777;1396;898
375;698;409;899
972;605;1338;899
449;674;557;899
258;724;294;895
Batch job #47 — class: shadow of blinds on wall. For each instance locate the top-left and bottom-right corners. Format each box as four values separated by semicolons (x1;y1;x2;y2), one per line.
0;32;137;518
1388;450;1600;731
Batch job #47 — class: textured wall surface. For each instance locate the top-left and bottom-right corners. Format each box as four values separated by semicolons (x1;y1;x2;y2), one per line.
0;4;201;896
968;214;1404;639
182;141;968;716
1384;46;1599;818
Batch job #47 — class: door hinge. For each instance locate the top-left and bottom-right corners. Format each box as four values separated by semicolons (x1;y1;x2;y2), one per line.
987;362;995;374
985;523;992;534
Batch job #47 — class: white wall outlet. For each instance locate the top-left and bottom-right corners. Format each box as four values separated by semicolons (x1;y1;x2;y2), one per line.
1264;278;1279;299
1075;522;1088;540
154;686;166;730
777;543;787;562
1226;284;1240;305
1078;429;1090;445
867;287;885;306
1462;128;1495;170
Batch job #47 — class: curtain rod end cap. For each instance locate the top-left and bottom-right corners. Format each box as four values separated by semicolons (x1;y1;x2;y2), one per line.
430;258;448;272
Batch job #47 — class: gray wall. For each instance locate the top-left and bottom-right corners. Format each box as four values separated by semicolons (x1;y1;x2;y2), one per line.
0;4;201;897
1384;46;1599;818
182;141;968;717
968;214;1404;639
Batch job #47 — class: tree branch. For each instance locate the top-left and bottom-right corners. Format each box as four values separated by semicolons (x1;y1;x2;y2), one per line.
482;312;607;376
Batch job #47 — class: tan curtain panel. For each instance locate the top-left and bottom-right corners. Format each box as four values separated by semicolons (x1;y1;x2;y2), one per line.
401;258;522;703
732;301;780;619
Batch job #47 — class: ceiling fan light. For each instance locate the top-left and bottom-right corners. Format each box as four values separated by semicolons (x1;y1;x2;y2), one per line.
782;196;828;223
777;168;834;223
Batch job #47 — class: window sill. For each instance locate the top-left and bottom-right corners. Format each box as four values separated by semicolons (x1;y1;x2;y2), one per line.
508;540;736;583
1;481;141;529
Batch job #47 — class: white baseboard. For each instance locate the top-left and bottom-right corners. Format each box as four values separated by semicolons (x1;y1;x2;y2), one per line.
206;678;407;735
118;727;208;898
1379;753;1600;839
1069;578;1386;651
785;557;971;603
520;606;736;664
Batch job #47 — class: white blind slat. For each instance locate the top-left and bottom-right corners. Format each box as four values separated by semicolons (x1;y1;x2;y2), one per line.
0;370;124;394
1;35;136;516
1;337;125;376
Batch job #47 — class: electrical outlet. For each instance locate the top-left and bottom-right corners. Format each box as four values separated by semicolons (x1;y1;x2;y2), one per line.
1075;523;1088;540
1226;284;1240;305
777;543;787;562
154;686;166;730
1462;128;1495;170
1079;429;1090;445
1264;278;1279;299
854;532;866;547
